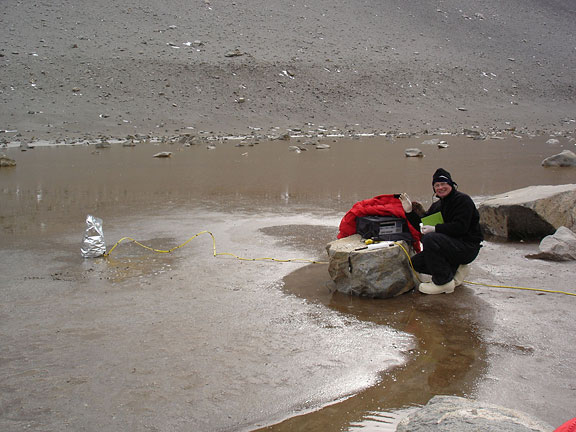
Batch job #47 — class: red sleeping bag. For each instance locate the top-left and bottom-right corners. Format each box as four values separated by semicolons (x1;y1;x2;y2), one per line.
337;194;422;252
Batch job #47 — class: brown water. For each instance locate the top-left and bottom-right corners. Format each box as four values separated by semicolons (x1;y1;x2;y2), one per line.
1;134;575;431
2;134;574;241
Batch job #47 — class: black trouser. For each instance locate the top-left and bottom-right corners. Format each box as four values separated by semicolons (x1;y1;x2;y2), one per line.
411;232;481;285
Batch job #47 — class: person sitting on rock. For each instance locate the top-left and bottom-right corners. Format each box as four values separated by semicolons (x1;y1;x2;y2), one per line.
400;168;484;295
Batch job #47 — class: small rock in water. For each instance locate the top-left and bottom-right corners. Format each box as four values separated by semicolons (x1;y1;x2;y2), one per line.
438;141;449;148
405;148;423;157
546;138;560;145
421;138;440;145
153;151;172;158
315;143;331;150
0;154;16;167
541;150;576;167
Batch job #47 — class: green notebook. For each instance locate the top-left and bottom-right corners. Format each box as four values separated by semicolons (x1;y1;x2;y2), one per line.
421;212;444;226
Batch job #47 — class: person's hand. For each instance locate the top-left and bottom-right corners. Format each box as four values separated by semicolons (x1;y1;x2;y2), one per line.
421;225;435;235
399;193;412;213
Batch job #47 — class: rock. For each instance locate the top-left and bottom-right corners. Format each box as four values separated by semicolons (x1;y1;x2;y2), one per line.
421;138;440;145
278;133;290;141
478;184;576;240
315;143;330;149
397;396;552;432
0;154;16;167
405;148;423;157
95;141;111;149
546;138;560;145
527;226;576;261
224;48;244;57
153;151;172;158
288;145;305;153
438;141;449;148
463;128;481;137
541;150;576;167
326;234;416;298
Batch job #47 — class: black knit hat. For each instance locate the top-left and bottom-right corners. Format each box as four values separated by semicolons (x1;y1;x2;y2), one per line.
432;168;456;187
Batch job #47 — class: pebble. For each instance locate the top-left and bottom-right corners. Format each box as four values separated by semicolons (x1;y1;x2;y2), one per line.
153;151;172;158
405;148;423;157
0;154;17;167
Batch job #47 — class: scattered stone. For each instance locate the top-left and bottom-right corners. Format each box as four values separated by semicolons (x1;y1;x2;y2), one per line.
421;138;440;145
95;141;111;149
546;138;560;145
397;396;553;432
457;107;468;111
438;141;449;148
224;48;244;57
463;128;481;137
405;148;423;157
326;234;416;298
153;151;172;158
315;143;330;149
206;144;216;150
122;140;136;147
274;133;290;141
0;154;16;167
478;184;576;240
527;226;576;261
288;145;304;153
541;150;576;167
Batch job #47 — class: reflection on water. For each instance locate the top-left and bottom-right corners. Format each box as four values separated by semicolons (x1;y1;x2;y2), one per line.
0;134;573;430
260;264;492;431
1;134;575;240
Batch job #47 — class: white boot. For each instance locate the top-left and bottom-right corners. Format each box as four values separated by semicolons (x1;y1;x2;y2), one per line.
419;279;456;295
453;264;470;287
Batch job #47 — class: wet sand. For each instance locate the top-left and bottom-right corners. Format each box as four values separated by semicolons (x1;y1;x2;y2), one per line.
2;135;576;431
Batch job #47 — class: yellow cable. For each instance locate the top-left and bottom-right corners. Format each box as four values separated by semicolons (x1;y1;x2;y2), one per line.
463;280;576;296
103;235;574;297
104;230;328;264
392;241;575;297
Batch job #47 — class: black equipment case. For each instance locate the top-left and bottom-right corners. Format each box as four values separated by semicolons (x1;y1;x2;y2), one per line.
355;215;414;242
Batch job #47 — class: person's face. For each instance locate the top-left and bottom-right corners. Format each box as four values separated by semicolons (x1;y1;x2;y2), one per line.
434;181;452;198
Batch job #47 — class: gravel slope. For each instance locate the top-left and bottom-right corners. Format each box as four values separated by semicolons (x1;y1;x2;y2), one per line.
1;0;575;142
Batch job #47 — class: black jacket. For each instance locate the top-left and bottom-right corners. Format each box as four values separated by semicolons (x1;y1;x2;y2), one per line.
408;189;483;245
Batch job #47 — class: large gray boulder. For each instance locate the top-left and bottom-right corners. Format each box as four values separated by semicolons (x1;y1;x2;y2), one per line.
529;226;576;261
326;234;416;298
542;149;576;167
478;184;576;240
397;396;553;432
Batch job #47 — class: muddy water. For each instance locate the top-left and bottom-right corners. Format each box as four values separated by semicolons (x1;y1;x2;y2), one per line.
1;134;575;431
2;134;574;241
